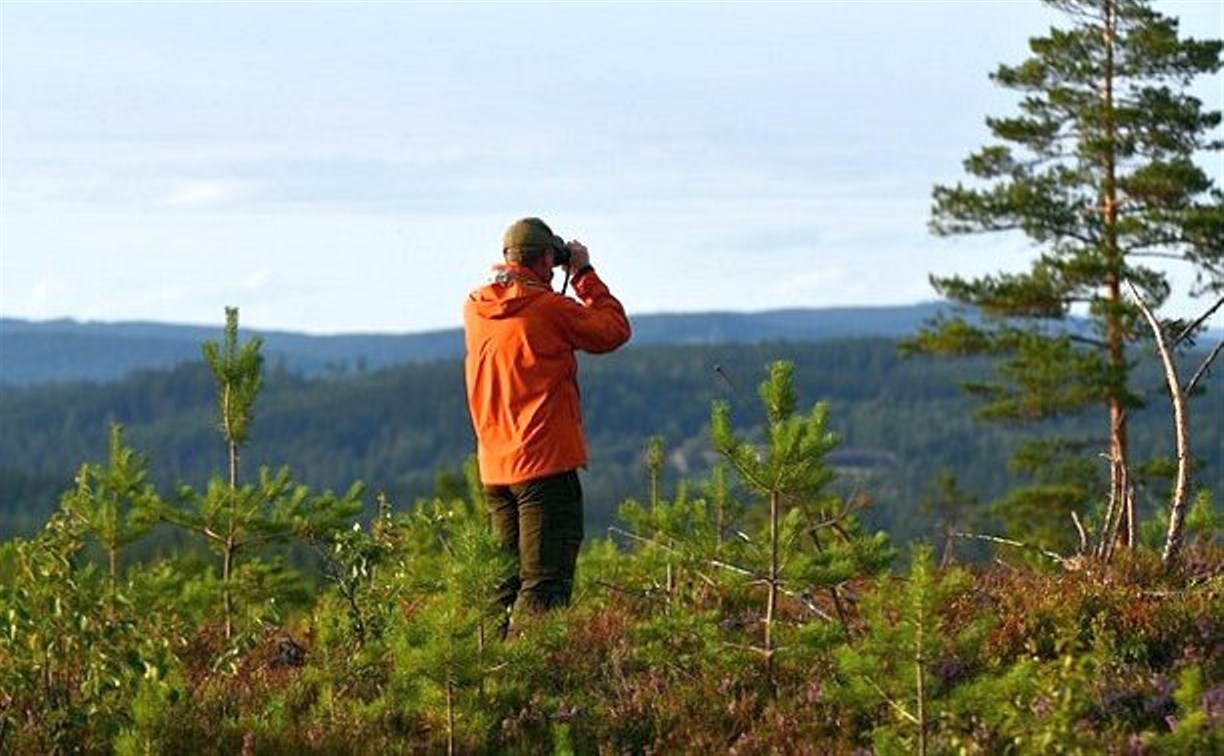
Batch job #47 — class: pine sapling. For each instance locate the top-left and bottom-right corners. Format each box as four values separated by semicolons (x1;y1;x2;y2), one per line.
62;424;161;611
712;361;893;680
163;308;363;640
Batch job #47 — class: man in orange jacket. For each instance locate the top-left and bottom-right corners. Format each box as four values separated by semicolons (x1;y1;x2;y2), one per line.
464;217;631;621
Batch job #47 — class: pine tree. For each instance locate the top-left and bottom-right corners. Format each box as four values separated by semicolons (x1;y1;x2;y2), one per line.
387;495;511;754
908;0;1223;552
832;544;976;755
162;308;363;640
711;361;893;677
62;424;161;608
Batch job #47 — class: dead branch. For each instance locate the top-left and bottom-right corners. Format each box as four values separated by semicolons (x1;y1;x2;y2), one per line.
1099;455;1131;563
1096;454;1118;560
592;579;667;604
952;532;1070;567
1070;511;1089;555
862;675;920;725
605;526;831;619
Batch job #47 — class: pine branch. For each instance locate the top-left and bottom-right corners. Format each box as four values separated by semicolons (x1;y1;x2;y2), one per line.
1127;251;1193;262
1173;295;1224;347
1184;338;1223;396
1068;334;1110;349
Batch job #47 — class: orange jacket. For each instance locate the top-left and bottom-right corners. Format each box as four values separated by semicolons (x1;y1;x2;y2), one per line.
463;264;631;485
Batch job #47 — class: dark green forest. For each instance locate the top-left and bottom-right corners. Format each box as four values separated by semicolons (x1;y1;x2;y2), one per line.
3;338;1220;550
2;330;1220;753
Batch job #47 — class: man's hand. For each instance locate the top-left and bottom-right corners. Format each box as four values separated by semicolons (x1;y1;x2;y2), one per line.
564;241;591;275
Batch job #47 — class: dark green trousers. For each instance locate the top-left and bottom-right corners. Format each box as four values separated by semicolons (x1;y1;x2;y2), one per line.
484;469;585;617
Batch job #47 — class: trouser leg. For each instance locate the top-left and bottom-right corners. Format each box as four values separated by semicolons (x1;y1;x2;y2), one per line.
483;484;521;624
514;469;585;613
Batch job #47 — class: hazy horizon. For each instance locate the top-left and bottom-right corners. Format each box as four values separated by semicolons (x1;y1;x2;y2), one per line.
2;300;954;337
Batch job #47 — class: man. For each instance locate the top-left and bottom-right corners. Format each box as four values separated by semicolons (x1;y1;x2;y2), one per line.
463;217;631;621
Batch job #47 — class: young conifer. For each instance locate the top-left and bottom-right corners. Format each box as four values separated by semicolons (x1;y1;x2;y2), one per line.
163;307;363;640
62;424;161;608
712;361;893;677
833;544;973;755
389;495;510;754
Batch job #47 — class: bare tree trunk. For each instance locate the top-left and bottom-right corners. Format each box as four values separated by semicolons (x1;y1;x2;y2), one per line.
1129;283;1193;567
223;537;235;640
223;437;239;640
1100;0;1133;549
1101;460;1130;563
765;488;780;679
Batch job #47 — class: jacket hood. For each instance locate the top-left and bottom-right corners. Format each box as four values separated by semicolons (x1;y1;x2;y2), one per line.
467;264;553;319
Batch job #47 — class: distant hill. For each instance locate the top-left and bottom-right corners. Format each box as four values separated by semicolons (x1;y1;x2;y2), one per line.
0;304;949;386
2;338;1220;543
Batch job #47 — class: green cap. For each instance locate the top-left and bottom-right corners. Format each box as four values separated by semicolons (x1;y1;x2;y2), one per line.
502;217;565;261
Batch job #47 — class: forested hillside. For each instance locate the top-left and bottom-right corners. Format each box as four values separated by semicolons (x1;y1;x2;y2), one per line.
0;304;954;386
3;338;1219;547
3;337;1219;754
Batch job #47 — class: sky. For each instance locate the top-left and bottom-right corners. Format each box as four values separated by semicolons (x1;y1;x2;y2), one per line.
1;0;1221;335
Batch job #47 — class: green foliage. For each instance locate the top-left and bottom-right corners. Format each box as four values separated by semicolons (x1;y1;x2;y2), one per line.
831;544;979;753
161;309;365;641
713;361;894;658
1143;666;1224;754
61;423;162;600
2;306;1222;752
202;306;264;451
112;667;187;756
909;0;1224;548
3;426;1220;753
1140;487;1219;552
375;495;513;751
0;509;186;754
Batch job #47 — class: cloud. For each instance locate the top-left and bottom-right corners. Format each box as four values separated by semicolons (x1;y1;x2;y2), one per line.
774;268;849;298
240;268;270;291
719;224;824;253
30;280;52;305
163;180;249;207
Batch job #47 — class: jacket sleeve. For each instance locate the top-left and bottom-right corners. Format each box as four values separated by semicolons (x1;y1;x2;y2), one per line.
555;270;631;354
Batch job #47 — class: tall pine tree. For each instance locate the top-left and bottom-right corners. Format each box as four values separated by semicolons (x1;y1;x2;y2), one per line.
909;0;1223;552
